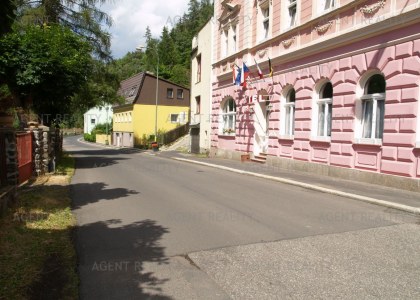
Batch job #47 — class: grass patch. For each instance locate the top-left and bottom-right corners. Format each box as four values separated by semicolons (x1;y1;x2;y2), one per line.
0;153;78;300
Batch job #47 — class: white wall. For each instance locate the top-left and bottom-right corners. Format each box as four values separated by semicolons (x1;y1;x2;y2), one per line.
83;105;113;134
190;19;214;152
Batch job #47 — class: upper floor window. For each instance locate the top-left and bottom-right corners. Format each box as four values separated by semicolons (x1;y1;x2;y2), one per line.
196;54;201;83
232;25;237;53
167;88;174;99
361;74;386;140
262;6;270;39
222;29;229;58
317;0;336;15
317;82;333;137
196;96;201;114
177;89;184;99
286;0;297;28
258;1;271;41
283;89;296;136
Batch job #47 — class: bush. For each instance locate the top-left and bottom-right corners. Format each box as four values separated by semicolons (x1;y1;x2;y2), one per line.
92;123;112;135
84;133;95;142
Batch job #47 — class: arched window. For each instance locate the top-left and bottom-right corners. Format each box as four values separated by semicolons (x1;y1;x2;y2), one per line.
361;74;386;139
221;98;236;135
283;89;296;136
317;82;333;137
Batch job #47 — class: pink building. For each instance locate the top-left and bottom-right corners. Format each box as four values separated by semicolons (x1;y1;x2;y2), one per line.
211;0;420;190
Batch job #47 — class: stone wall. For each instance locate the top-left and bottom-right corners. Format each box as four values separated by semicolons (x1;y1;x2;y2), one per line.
30;127;62;175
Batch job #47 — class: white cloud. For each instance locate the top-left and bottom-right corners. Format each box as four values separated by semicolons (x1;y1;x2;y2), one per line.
100;0;190;59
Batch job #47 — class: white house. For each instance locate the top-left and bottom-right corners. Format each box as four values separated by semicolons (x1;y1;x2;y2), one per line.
189;18;214;153
83;104;113;134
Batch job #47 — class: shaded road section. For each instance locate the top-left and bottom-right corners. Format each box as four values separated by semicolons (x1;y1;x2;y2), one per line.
66;136;419;299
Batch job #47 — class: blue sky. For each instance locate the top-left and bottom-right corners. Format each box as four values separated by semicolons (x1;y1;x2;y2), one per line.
100;0;190;59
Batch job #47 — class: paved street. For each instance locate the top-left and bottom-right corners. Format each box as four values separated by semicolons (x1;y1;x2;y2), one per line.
66;136;420;299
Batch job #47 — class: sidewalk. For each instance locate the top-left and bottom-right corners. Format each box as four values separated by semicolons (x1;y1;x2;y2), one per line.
158;151;420;214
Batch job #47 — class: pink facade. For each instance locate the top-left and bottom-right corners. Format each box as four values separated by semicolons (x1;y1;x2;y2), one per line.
211;0;420;179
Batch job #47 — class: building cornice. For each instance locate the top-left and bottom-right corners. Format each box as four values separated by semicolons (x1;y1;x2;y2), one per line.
214;6;420;82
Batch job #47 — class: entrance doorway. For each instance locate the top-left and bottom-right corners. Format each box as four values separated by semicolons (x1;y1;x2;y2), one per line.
253;93;270;156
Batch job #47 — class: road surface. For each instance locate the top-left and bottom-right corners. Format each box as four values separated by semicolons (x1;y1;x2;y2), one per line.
66;136;420;299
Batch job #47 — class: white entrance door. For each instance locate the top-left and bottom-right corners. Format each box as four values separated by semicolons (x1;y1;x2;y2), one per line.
253;101;269;155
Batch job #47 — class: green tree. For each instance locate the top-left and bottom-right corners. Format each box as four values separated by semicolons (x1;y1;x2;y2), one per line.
0;0;17;37
16;0;113;59
0;24;93;120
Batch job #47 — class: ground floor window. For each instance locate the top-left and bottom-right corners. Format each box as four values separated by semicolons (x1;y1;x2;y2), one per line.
221;98;236;135
361;74;386;140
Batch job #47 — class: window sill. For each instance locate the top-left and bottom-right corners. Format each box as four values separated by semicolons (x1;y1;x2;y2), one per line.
310;136;331;143
218;134;236;138
354;138;382;146
278;134;294;141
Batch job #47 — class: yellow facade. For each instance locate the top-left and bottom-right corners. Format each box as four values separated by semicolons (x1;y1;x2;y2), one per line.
113;104;189;145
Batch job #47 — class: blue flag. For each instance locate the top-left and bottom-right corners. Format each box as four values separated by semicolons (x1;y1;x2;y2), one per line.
235;67;242;86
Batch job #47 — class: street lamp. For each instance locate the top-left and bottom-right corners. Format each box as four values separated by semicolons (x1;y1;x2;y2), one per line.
105;105;109;145
137;45;159;143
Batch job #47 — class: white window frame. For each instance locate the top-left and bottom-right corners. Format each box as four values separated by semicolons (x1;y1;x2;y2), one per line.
355;72;386;144
313;82;333;139
281;89;296;137
258;1;271;42
360;93;385;140
222;29;229;58
220;98;236;135
177;89;184;99
167;88;174;99
231;24;237;53
283;0;298;30
170;114;179;124
316;0;336;16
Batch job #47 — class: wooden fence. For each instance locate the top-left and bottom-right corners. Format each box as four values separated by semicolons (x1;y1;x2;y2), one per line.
159;123;189;145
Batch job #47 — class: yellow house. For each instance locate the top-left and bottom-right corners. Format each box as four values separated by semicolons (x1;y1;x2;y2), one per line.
112;72;190;147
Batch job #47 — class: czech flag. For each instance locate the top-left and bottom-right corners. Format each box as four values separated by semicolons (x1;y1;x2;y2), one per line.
240;62;250;88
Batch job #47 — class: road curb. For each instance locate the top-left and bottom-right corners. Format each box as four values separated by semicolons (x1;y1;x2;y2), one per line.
172;157;420;215
76;137;121;149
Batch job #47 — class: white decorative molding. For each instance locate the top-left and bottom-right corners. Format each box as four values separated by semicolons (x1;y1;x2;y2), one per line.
314;21;334;34
281;36;296;48
360;0;386;15
257;48;268;58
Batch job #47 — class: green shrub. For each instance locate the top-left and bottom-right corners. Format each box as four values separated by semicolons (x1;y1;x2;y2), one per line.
92;123;112;135
84;133;95;142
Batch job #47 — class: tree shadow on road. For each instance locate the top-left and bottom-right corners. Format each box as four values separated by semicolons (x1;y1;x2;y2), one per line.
75;218;172;299
70;182;139;210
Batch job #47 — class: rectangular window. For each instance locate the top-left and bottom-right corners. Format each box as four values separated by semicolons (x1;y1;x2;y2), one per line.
262;7;270;39
196;96;201;114
91;118;96;125
362;98;385;139
317;101;332;137
177;89;184;99
284;104;295;135
196;55;201;83
170;114;179;123
324;0;335;11
232;25;237;53
167;88;174;99
288;0;297;28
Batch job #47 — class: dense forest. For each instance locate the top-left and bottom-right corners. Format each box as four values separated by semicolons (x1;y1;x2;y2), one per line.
109;0;214;87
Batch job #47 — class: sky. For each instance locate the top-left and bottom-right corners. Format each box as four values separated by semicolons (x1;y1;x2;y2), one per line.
100;0;190;59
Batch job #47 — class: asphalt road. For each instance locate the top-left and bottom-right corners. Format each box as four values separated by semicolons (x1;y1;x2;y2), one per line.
66;136;419;299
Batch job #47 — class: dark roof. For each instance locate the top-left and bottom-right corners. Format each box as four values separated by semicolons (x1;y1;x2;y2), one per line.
117;72;190;105
117;73;146;104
